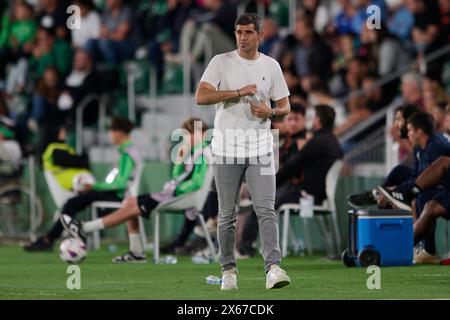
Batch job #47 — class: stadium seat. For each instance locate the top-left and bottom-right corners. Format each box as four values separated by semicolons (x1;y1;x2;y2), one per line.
162;63;184;94
44;169;146;250
150;162;215;264
45;170;104;247
269;0;290;27
44;170;75;222
279;160;343;258
89;165;146;250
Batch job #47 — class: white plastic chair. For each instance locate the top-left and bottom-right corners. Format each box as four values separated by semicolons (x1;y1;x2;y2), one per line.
44;170;93;244
90;165;146;250
151;165;216;263
44;170;75;221
44;168;146;250
279;159;343;257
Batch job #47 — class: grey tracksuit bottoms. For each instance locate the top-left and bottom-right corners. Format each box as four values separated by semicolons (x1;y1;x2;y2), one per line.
212;154;282;273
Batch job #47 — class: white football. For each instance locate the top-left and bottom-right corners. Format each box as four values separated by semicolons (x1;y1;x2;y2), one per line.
59;238;87;264
72;172;96;193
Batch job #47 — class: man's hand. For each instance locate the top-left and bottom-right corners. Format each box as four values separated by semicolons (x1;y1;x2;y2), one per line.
175;142;190;164
250;101;272;119
390;125;401;141
238;84;257;97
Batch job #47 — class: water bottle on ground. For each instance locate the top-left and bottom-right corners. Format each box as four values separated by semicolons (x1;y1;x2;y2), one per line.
164;255;178;264
205;275;222;285
192;255;213;264
154;255;178;264
108;244;118;253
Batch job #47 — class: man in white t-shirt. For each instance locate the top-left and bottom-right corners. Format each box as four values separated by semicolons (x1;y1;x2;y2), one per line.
196;13;291;290
71;0;101;49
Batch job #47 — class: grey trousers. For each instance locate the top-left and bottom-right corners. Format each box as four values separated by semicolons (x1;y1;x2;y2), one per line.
213;154;282;273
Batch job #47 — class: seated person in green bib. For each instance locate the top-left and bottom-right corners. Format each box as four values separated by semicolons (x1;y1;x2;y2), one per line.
41;124;92;191
24;117;141;252
61;118;211;263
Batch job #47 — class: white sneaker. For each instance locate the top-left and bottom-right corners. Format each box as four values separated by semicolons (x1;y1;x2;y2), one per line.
220;268;238;290
266;265;291;289
413;248;440;264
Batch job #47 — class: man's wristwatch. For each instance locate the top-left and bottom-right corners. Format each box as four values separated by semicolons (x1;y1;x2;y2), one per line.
270;109;276;119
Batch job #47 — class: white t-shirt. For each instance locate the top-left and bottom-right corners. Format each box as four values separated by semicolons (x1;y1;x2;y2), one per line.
0;140;22;174
72;11;101;48
200;50;290;158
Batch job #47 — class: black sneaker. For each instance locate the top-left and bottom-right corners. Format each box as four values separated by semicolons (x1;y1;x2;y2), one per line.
23;237;53;252
377;186;412;211
347;191;377;208
112;251;147;263
59;214;86;242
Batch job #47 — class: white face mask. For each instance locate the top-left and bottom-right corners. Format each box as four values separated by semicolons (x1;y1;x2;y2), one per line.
57;93;74;111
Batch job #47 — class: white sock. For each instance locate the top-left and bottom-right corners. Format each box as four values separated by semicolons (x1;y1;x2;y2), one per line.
129;233;143;255
82;219;104;233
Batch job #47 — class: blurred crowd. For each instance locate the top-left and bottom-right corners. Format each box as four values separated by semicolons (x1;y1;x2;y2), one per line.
0;0;449;260
0;0;449;163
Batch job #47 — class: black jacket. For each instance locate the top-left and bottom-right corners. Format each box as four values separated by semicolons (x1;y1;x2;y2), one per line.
66;70;100;125
276;128;343;202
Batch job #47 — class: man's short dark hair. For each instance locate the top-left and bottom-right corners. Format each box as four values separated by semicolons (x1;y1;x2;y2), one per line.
73;0;95;9
436;102;447;113
407;111;435;136
395;104;419;139
110;116;134;134
182;117;208;134
396;104;419;121
235;13;262;32
315;104;335;130
290;103;306;116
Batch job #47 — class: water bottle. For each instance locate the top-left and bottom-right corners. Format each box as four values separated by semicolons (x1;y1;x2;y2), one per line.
247;93;262;106
205;275;222;285
247;91;270;124
192;255;213;264
164;255;178;264
153;255;177;264
107;244;118;253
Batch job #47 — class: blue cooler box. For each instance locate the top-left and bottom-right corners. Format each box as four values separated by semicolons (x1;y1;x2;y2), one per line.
342;209;414;267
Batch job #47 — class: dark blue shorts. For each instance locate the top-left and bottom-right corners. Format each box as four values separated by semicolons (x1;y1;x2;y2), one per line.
416;188;440;218
432;189;450;220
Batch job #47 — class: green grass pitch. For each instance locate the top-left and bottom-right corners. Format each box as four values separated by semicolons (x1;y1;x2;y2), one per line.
1;244;450;300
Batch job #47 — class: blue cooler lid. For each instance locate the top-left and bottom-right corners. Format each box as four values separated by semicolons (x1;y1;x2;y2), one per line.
353;209;412;217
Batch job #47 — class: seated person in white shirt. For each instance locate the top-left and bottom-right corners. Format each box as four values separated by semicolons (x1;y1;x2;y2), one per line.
0;117;22;183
